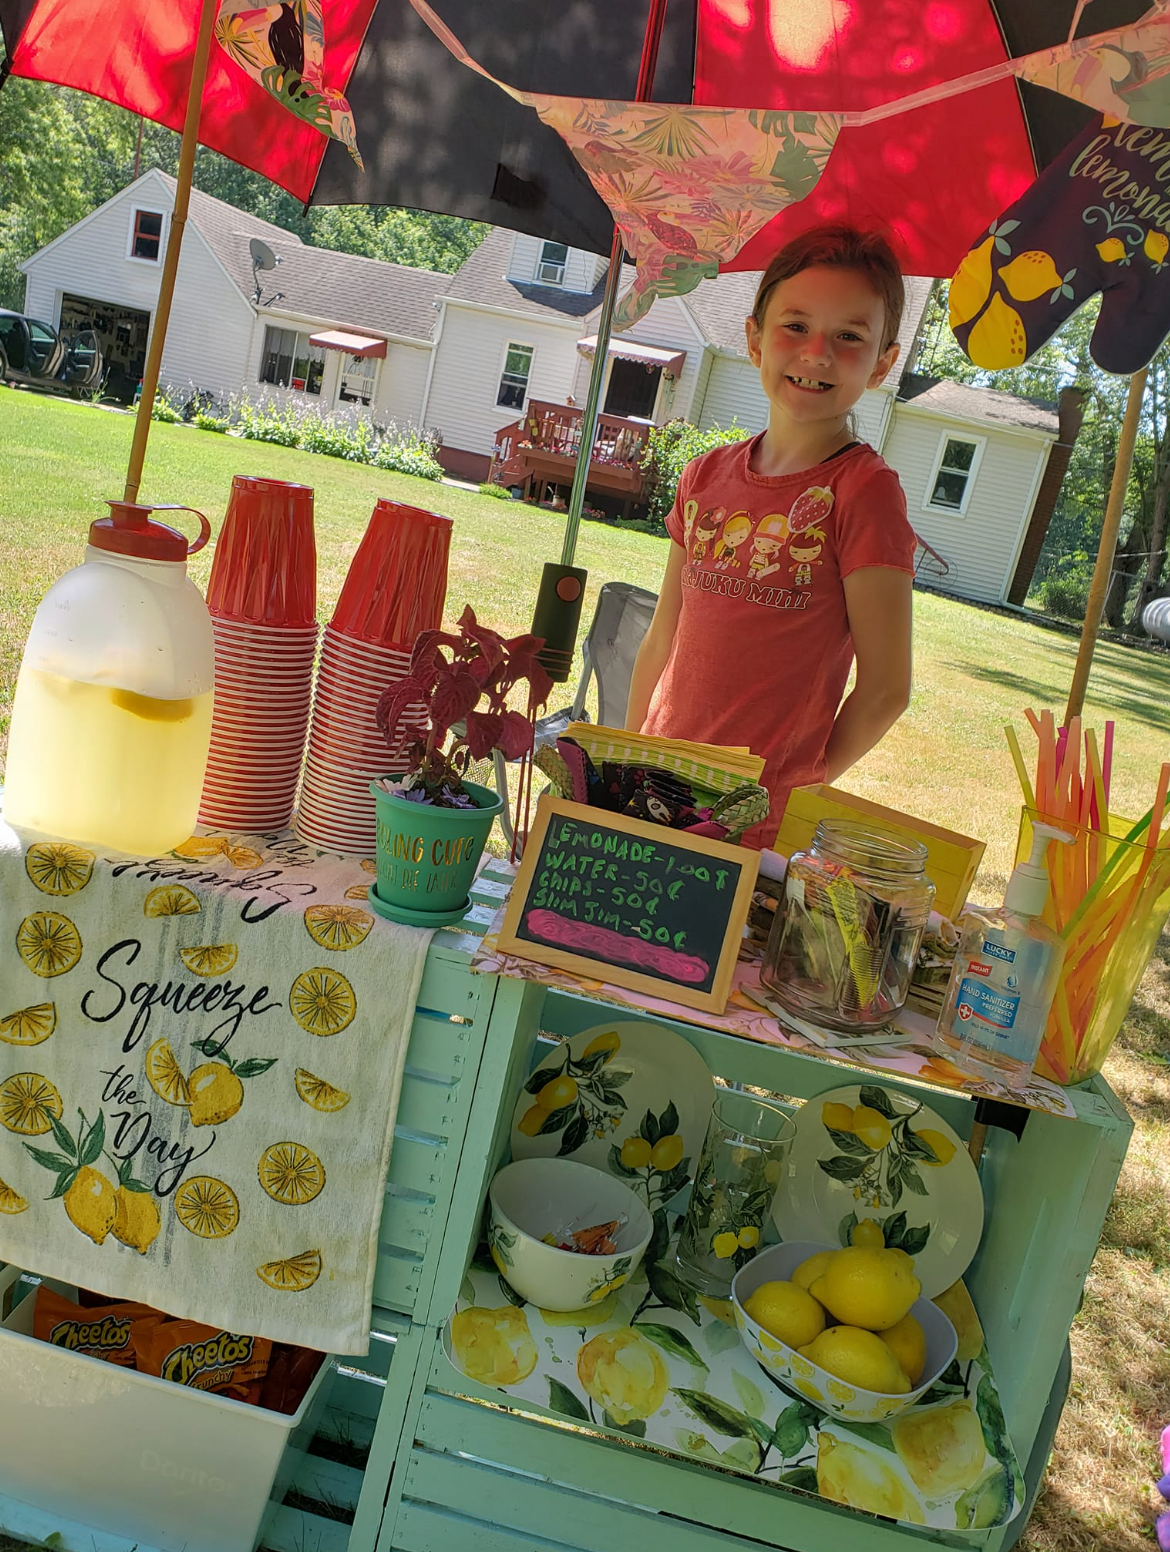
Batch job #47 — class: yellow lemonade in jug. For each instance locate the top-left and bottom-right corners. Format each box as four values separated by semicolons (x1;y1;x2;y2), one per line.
5;669;214;855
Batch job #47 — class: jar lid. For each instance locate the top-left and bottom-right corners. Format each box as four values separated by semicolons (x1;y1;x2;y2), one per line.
90;501;211;562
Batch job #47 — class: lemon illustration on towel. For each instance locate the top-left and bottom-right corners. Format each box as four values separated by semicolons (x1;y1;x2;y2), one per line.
175;1175;240;1238
16;912;82;978
294;1069;351;1112
259;1142;326;1206
257;1249;323;1291
290;968;357;1037
25;842;94;896
304;904;373;951
143;884;201;917
0;1072;63;1135
0;1002;57;1046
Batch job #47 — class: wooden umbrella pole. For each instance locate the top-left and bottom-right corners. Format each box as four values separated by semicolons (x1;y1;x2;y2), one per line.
123;0;219;501
1065;368;1147;723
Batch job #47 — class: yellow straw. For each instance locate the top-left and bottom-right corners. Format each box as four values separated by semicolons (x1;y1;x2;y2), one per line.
1005;725;1036;810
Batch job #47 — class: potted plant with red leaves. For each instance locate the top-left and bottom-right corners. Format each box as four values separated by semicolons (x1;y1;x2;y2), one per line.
367;605;552;926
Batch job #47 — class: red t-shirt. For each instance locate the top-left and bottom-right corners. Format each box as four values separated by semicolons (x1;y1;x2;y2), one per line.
642;434;915;848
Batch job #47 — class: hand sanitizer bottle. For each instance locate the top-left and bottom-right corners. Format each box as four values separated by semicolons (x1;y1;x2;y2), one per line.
934;824;1074;1087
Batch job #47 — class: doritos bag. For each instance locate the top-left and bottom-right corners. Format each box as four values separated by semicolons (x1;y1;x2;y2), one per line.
33;1286;162;1366
135;1319;272;1404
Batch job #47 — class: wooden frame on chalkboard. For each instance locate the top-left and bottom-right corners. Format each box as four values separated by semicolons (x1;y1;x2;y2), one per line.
497;796;759;1014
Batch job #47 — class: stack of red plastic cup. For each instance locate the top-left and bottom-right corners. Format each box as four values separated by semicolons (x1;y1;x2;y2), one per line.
295;500;451;853
199;476;317;832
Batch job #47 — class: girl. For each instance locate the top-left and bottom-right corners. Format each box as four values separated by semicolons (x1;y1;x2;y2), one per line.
626;224;915;850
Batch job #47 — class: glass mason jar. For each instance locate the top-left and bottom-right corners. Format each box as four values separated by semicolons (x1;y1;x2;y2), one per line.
761;820;935;1032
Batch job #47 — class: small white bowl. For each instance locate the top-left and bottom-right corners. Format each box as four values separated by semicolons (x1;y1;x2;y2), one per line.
488;1158;652;1312
731;1241;957;1423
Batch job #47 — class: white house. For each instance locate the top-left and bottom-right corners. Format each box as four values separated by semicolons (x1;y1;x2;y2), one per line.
19;171;1071;606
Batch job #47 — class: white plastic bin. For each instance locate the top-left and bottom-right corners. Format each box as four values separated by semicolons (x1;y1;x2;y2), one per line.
0;1268;332;1552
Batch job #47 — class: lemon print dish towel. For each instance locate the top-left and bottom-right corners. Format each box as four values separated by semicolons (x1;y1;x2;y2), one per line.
0;818;434;1354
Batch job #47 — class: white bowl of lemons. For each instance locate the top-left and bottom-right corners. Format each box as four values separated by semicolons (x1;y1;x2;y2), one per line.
730;1239;957;1423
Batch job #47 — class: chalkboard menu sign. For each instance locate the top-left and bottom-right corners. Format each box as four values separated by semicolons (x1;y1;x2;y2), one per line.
497;797;759;1013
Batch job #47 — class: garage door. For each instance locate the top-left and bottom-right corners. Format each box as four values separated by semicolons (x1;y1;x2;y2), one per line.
60;294;151;402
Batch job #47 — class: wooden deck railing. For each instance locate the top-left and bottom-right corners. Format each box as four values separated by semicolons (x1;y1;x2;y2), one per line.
490;401;652;493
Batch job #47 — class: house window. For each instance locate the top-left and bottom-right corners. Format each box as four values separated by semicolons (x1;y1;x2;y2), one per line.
339;352;379;406
536;242;568;286
130;209;165;262
925;434;984;514
497;343;534;409
259;325;324;395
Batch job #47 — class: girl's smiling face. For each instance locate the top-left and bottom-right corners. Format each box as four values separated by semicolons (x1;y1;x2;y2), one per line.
745;265;899;430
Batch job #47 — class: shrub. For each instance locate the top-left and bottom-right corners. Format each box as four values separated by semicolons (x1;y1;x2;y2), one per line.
150;388;183;423
373;430;444;481
194;410;231;434
237;395;301;446
1036;552;1094;620
478;481;513;500
640;419;752;532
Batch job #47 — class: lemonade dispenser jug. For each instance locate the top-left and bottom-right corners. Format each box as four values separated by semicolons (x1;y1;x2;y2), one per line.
4;501;215;855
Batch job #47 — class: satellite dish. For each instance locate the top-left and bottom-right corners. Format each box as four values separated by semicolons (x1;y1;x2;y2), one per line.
249;238;278;271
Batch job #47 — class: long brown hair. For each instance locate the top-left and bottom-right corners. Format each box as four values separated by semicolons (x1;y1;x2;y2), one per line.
751;225;904;350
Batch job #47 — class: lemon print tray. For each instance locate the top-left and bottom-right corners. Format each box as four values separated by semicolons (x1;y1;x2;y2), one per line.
446;1228;1023;1533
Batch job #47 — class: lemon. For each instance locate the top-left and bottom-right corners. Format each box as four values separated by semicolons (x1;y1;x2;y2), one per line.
1145;230;1169;264
289;967;357;1037
112;1186;161;1253
712;1230;740;1259
737;1225;759;1249
0;1071;63;1135
851;1217;885;1249
915;1128;956;1166
967;291;1028;369
792;1250;835;1291
879;1312;927;1385
850;1104;892;1151
698;1295;737;1326
821;1101;855;1132
577;1329;669;1424
0;1002;56;1046
996;249;1064;302
145;1037;191;1107
174;1175;239;1237
0;1176;29;1213
294;1068;351;1112
948;235;995;329
810;1246;921;1330
582;1030;621;1062
172;835;230;859
452;1305;538;1386
1096;236;1127;263
800;1325;911;1395
259;1141;326;1205
188;1062;245;1127
345;883;373;901
257;1249;323;1292
25;842;94;896
893;1399;987;1495
816;1434;923;1519
143;884;201;917
63;1166;117;1245
179;943;239;977
619;1135;652;1168
360;857;378;875
650;1133;683;1172
225;845;264;870
303;904;374;951
517;1102;549;1137
933;1279;984;1362
743;1279;826;1349
537;1074;578;1110
16;911;82;977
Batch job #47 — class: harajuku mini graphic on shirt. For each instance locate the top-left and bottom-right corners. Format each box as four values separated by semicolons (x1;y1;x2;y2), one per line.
686;486;836;596
747;513;790;580
788;525;827;587
711;513;753;571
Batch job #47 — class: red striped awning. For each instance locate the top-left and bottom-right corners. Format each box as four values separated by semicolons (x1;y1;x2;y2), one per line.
577;336;686;377
309;330;387;358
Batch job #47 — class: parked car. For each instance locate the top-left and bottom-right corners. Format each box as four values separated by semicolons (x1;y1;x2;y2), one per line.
0;309;103;396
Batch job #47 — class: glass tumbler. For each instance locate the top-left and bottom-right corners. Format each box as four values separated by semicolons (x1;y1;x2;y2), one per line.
674;1091;795;1296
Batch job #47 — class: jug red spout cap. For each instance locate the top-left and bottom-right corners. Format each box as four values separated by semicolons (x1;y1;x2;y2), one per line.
90;501;212;562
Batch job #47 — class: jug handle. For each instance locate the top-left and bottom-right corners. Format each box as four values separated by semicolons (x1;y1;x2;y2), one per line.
150;505;212;556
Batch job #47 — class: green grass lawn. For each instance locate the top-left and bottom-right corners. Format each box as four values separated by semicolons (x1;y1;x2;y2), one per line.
1;386;1168;1551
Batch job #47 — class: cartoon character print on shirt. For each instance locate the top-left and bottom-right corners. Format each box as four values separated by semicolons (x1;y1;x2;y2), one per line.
747;512;790;580
690;507;724;563
787;485;834;535
711;511;752;570
681;498;699;548
788;524;826;587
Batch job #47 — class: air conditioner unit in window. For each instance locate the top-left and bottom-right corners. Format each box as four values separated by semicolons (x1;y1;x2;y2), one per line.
537;261;565;285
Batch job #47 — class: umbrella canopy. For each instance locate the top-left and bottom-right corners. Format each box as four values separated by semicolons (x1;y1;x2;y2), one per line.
0;0;1153;277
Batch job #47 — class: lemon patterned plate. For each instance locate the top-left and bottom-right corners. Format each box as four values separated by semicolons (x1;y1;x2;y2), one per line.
510;1019;714;1210
772;1083;983;1298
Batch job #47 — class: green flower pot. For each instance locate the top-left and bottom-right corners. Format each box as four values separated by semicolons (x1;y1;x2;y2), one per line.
368;777;504;927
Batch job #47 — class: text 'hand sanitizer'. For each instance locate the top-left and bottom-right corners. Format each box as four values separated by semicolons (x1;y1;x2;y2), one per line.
934;824;1074;1087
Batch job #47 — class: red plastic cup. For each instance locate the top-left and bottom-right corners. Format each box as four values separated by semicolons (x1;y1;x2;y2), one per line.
207;476;317;627
329;500;451;649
